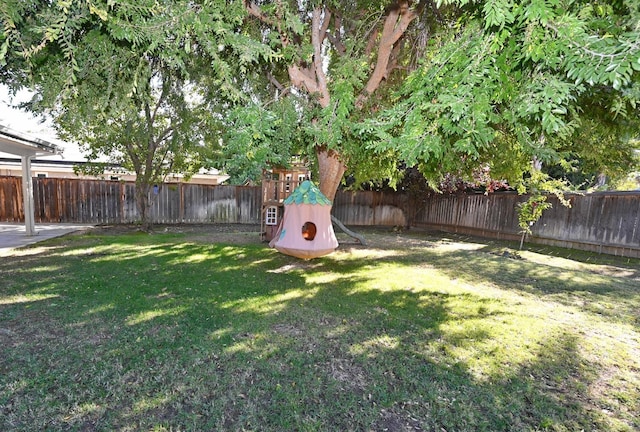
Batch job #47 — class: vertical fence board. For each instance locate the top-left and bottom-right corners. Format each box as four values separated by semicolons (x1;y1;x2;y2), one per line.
414;191;640;257
0;176;22;222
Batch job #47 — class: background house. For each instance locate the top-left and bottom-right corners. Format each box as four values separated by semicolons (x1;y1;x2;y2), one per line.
0;157;229;185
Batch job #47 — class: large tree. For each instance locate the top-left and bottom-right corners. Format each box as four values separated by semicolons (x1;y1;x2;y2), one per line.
3;0;639;214
362;0;640;189
243;0;433;200
1;0;272;229
243;0;639;198
49;40;221;227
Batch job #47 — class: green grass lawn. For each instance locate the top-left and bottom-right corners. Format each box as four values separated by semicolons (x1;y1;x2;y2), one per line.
1;227;639;431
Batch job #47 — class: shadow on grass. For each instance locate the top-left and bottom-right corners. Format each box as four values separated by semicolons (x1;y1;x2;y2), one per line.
0;231;637;431
349;230;639;329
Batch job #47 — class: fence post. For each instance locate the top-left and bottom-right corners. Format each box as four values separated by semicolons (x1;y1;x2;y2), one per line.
180;182;185;223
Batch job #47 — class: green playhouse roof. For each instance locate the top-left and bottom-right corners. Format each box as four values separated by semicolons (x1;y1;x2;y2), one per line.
283;180;332;205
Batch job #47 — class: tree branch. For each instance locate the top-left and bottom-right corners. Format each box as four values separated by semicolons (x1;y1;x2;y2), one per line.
244;0;289;46
364;22;380;58
312;7;330;107
547;22;640;60
320;9;332;44
288;65;320;94
387;37;404;75
150;75;171;127
266;71;291;97
244;1;276;27
327;13;346;56
357;3;417;108
154;125;175;149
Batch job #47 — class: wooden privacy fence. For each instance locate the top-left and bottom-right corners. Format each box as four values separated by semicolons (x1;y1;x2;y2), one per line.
332;189;408;227
0;177;262;225
2;176;639;257
412;191;640;258
0;176;410;226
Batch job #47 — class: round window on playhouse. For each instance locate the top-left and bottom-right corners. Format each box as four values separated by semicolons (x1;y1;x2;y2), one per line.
302;222;317;241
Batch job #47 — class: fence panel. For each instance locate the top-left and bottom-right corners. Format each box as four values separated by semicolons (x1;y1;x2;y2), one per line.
181;183;212;222
414;191;640;257
1;176;638;257
0;179;264;225
537;193;640;249
332;190;407;226
236;186;262;224
0;176;22;222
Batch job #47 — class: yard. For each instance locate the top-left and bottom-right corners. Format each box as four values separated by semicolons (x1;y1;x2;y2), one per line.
1;225;639;431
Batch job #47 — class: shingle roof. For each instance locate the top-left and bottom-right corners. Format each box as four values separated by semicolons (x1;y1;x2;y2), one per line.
283;180;332;205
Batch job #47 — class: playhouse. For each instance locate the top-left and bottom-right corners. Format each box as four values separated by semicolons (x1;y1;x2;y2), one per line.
261;162;311;242
268;180;339;259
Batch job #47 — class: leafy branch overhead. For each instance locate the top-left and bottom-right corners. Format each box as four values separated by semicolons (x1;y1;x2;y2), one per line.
242;0;434;198
0;0;274;229
363;0;640;186
1;0;639;204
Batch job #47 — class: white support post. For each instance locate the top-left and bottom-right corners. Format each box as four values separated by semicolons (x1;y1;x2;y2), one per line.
21;155;36;236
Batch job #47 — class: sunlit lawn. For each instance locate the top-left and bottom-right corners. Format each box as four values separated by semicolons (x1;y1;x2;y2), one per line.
1;227;639;431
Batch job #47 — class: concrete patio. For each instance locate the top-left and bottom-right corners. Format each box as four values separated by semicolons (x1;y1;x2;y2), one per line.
0;223;93;255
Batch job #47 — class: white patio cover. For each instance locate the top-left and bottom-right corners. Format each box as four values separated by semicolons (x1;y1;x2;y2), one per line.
0;124;60;235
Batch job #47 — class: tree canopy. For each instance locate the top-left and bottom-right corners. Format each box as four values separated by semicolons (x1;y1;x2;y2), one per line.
235;0;639;195
358;0;640;190
1;0;274;227
2;0;639;212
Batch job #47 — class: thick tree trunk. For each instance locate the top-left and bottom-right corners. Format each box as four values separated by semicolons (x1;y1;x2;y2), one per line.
135;182;153;231
245;1;419;251
317;147;367;246
316;147;346;202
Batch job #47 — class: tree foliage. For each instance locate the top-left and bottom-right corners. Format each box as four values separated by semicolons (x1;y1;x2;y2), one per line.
242;0;435;198
220;98;306;184
2;0;639;213
361;0;640;190
1;0;274;228
238;0;639;197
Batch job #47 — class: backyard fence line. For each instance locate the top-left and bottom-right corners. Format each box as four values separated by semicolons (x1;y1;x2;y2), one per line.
412;191;640;258
1;176;639;257
0;177;262;225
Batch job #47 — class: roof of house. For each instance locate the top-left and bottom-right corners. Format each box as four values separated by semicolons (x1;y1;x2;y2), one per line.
283;180;332;205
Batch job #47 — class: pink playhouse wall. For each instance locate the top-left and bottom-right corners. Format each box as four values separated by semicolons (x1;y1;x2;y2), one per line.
269;202;338;259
